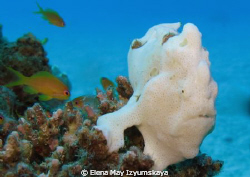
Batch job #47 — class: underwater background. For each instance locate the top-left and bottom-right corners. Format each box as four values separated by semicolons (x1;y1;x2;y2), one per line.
0;0;250;176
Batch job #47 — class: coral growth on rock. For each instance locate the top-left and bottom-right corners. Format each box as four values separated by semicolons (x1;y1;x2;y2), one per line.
0;25;70;116
0;77;223;177
97;76;131;116
0;32;50;83
0;102;154;176
0;24;223;176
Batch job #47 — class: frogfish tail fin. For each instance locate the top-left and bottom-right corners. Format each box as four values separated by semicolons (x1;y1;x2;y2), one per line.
4;67;27;87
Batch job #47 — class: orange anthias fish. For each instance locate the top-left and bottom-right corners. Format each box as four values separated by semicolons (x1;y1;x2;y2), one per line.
72;96;99;110
5;67;70;101
34;2;65;27
72;96;99;117
100;77;115;91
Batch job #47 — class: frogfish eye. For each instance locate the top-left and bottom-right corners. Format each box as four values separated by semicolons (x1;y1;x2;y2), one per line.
75;101;78;105
64;90;70;96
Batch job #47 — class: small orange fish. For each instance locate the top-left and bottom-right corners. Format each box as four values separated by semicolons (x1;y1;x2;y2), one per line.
72;96;99;110
34;2;65;27
72;96;99;118
5;67;70;101
100;77;115;91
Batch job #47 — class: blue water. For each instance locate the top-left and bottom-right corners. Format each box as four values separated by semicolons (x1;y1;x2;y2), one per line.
1;0;250;176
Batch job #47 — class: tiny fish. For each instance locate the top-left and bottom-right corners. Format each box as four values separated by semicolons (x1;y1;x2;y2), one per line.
72;96;99;118
72;96;99;110
100;77;115;91
40;37;49;45
5;67;70;101
34;2;65;27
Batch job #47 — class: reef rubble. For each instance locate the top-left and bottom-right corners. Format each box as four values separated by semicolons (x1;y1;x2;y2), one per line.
0;24;223;176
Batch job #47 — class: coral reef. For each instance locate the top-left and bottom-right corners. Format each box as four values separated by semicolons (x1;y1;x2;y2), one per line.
96;22;218;170
97;77;130;116
0;102;153;176
0;77;223;177
0;32;50;82
0;99;223;177
0;25;70;116
0;24;223;176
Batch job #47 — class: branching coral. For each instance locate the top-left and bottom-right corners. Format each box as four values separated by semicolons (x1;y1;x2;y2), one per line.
0;101;152;176
0;78;223;177
0;23;223;177
17;104;64;156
